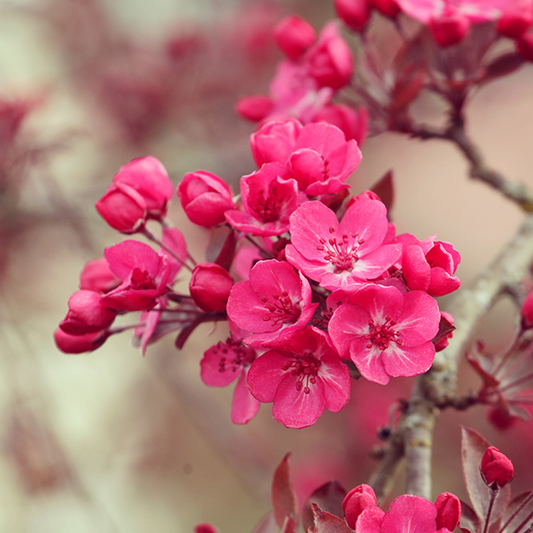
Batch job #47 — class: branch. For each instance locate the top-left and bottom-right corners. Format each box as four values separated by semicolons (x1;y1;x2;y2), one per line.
369;212;533;499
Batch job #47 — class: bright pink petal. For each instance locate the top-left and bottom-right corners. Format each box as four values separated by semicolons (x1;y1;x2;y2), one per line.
355;506;385;533
231;372;261;424
349;339;390;385
403;245;431;292
381;342;435;378
318;354;351;412
272;373;326;428
428;268;461;297
104;240;161;280
200;344;242;387
161;227;188;281
247;351;289;402
328;303;370;359
381;495;437;533
397;291;440;346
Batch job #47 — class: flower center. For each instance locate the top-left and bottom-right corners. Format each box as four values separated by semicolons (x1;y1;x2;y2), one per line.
216;338;256;373
282;352;322;394
261;291;299;326
130;268;157;290
253;185;282;223
364;317;402;351
316;226;366;273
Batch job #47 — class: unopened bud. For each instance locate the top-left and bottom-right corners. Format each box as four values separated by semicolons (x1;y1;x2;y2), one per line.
429;9;470;47
435;492;461;531
343;484;377;529
273;15;316;60
334;0;371;32
481;446;514;489
189;263;234;312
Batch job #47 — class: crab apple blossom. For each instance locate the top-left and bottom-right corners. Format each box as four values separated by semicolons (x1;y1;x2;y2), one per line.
79;257;120;294
224;162;298;236
273;15;316;61
59;290;116;335
250;119;302;167
200;334;260;424
401;238;461;297
481;446;514;488
54;328;109;354
335;0;372;32
313;104;368;146
235;95;274;122
227;259;318;346
177;170;234;227
352;491;459;533
101;240;171;311
247;326;351;428
343;484;377;529
286;199;401;290
328;284;440;385
304;22;353;90
189;263;234;312
434;492;461;531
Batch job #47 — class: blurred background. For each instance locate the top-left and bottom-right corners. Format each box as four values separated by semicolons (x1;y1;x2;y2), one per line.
2;0;533;531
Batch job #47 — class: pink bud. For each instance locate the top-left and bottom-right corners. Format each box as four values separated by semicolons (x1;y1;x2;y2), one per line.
335;0;371;31
235;95;274;122
178;171;234;227
497;2;533;38
370;0;400;18
481;446;514;488
429;9;470;47
79;258;120;293
521;291;533;326
60;290;116;335
189;263;234;312
54;328;108;354
95;182;148;234
273;15;316;60
488;406;516;430
113;156;173;219
435;492;461;531
343;484;377;529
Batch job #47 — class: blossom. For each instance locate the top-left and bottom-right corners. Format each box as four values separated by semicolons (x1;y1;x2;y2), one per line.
251;119;303;168
481;446;514;488
224;163;299;236
227;259;318;346
247;327;351;428
79;257;120;293
54;328;109;354
189;263;234;312
286;199;401;290
59;290;116;335
200;331;260;424
351;490;459;533
313;104;368;146
335;0;372;32
177;170;234;227
273;15;316;60
328;284;440;384
101;240;171;311
343;484;377;529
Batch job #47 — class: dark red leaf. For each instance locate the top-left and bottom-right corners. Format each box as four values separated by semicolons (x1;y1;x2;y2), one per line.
272;453;297;528
214;228;237;271
308;503;353;533
459;500;481;533
500;491;533;533
432;314;456;348
481;53;525;87
301;481;347;532
370;171;394;215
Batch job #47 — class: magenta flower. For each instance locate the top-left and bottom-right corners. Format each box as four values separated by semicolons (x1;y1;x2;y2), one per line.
328;284;440;385
200;333;260;425
101;240;171;311
286;199;401;290
352;491;459;533
189;263;234;312
226;259;318;346
79;257;120;294
225;163;299;236
247;327;351;428
251;119;303;169
59;290;116;335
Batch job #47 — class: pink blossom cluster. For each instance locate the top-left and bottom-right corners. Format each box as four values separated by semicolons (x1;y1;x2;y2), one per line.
55;116;460;429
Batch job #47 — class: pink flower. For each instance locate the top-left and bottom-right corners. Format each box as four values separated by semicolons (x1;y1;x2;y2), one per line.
481;446;514;488
328;284;440;384
178;171;234;227
200;332;260;424
401;238;461;297
189;263;234;312
304;22;353;90
312;104;368;146
286;199;401;290
224;163;299;236
59;290;116;335
227;259;318;346
54;328;109;354
251;119;303;168
247;327;351;428
343;484;377;529
273;15;316;60
434;492;461;531
79;257;120;294
101;240;171;311
352;491;458;533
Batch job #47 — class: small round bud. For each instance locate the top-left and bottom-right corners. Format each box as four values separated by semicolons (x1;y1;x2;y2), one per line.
481;446;514;489
273;15;316;60
343;484;377;529
189;263;234;312
435;492;461;531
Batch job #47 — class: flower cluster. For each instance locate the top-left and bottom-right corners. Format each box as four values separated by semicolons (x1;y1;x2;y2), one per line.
56;113;460;428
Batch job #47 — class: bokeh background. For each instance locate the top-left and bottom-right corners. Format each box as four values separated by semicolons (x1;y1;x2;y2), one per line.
2;0;533;531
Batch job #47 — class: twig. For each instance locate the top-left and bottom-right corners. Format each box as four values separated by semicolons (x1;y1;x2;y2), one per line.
369;212;533;499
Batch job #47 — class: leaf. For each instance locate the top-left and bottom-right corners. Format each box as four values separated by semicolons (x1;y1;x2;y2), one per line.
370;171;394;215
251;512;277;533
301;481;347;532
459;500;481;533
432;314;456;349
481;53;525;87
500;491;533;533
461;427;510;528
272;453;297;528
308;503;353;533
214;228;237;272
